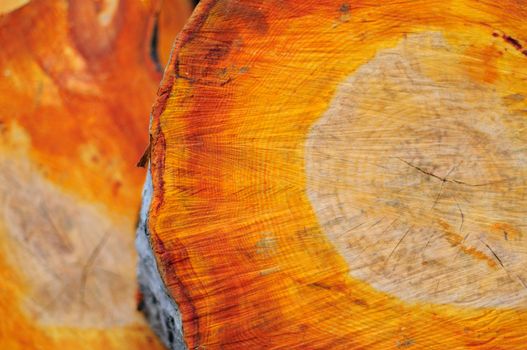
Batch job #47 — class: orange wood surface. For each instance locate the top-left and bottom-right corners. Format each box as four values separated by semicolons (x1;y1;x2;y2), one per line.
148;0;527;348
0;0;191;349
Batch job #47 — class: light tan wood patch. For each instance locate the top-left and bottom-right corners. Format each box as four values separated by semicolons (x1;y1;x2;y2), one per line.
306;32;527;308
0;154;140;327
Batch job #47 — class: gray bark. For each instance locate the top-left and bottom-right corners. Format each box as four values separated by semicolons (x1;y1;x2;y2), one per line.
136;170;187;350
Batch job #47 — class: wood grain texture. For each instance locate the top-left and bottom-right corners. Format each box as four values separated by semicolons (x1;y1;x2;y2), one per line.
0;0;191;348
146;0;527;349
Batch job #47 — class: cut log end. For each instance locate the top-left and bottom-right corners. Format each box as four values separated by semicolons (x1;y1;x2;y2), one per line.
139;0;527;348
0;0;193;348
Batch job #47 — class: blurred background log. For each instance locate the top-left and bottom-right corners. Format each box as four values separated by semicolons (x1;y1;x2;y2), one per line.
141;0;527;349
0;0;192;349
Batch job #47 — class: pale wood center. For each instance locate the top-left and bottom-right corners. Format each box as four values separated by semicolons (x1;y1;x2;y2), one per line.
306;32;527;308
0;124;138;327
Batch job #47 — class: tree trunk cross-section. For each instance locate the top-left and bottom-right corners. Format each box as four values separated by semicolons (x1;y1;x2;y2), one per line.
140;0;527;349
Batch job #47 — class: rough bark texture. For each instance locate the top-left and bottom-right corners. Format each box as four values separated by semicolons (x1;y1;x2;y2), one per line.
0;0;191;348
141;0;527;349
137;171;186;350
